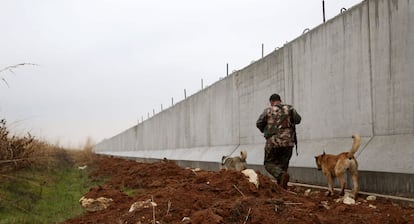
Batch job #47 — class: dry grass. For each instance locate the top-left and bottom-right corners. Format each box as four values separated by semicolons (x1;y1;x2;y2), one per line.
0;118;66;172
66;136;97;168
0;119;97;173
0;119;100;222
0;118;37;172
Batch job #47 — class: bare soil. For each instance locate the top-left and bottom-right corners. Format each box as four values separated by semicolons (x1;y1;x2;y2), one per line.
64;155;414;224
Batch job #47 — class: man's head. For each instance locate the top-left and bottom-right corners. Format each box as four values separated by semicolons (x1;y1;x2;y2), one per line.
269;93;281;105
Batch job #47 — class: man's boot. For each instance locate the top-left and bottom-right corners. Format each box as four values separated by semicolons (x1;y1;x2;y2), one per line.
280;172;290;190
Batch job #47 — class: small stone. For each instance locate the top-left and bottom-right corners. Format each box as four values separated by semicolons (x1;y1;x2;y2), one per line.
344;192;354;198
335;198;344;203
304;189;311;196
368;204;377;209
366;195;376;201
79;196;113;212
321;201;330;210
241;169;259;188
343;197;356;205
78;165;87;170
129;199;153;212
182;217;191;223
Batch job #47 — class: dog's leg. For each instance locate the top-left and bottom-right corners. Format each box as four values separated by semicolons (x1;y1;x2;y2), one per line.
326;174;334;196
351;173;359;198
335;159;350;196
349;160;359;198
351;171;359;198
337;172;346;196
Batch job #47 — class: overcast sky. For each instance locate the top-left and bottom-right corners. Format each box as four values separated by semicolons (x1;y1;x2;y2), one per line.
0;0;362;147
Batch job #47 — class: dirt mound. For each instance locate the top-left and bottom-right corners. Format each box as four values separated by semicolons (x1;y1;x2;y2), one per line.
64;155;414;224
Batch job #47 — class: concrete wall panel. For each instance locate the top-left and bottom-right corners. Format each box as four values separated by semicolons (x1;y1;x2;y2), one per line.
94;0;414;195
369;0;414;135
290;1;373;141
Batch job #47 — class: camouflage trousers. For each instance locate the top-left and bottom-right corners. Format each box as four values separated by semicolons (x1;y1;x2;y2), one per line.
264;138;293;183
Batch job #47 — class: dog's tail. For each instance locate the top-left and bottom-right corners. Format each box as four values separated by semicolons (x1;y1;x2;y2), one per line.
348;134;361;158
240;150;247;162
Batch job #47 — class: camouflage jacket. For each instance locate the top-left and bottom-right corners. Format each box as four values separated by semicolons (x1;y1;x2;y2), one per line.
256;104;301;147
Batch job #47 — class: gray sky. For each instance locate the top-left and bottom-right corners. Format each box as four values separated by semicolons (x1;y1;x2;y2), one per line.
0;0;362;147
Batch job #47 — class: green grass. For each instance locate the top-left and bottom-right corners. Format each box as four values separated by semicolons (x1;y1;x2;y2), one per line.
121;187;136;197
0;166;100;224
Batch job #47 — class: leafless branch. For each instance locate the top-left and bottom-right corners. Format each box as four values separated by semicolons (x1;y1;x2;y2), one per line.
166;200;171;216
243;208;251;224
1;78;9;87
0;63;38;74
0;63;38;87
233;184;245;198
151;195;156;224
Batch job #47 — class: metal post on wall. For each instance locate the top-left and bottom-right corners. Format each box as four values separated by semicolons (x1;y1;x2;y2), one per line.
153;109;155;115
161;104;163;111
201;78;204;90
226;63;229;76
171;97;174;106
322;0;326;23
262;43;264;58
184;89;186;99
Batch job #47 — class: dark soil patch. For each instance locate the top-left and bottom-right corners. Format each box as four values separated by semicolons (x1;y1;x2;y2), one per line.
64;155;414;224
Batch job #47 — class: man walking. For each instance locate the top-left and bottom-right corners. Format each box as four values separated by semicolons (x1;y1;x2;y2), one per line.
256;93;301;189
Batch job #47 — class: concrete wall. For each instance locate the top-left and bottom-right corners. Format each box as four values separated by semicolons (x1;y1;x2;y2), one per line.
95;0;414;196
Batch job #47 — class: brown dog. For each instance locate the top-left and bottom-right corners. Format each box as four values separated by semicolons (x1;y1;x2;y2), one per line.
221;151;247;171
315;134;361;198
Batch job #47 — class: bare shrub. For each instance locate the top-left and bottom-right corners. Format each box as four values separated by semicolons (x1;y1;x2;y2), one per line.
0;119;74;172
0;119;36;171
